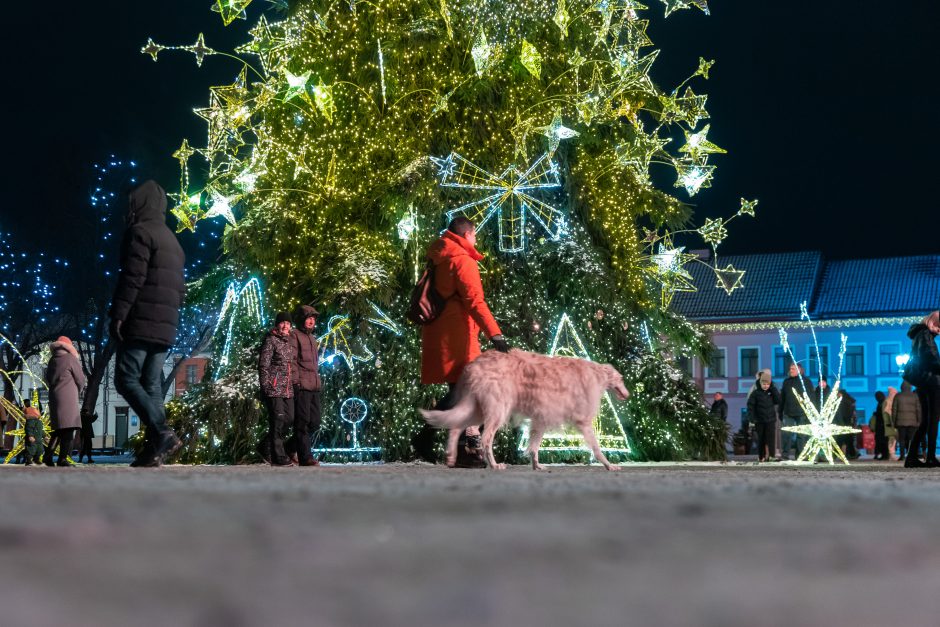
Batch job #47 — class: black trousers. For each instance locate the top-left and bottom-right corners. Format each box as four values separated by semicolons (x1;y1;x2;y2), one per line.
263;396;294;464
80;428;93;460
896;426;918;458
290;389;321;462
755;421;775;459
47;428;77;463
412;383;457;462
911;384;940;460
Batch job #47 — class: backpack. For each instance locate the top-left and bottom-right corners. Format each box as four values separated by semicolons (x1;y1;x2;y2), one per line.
406;260;448;325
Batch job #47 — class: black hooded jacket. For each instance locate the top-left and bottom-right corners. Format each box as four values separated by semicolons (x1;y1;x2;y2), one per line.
907;323;940;387
109;180;186;348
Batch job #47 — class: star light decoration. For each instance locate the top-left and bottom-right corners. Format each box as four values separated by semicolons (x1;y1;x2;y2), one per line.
738;198;759;217
430;152;567;253
698;217;727;246
644;241;697;307
538;111;580;154
213;0;255;26
553;0;571;38
521;40;542;79
679;124;726;160
780;330;859;464
715;264;746;295
139;33;216;67
471;30;493;77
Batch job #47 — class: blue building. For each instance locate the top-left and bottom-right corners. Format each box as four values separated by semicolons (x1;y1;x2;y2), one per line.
672;252;940;432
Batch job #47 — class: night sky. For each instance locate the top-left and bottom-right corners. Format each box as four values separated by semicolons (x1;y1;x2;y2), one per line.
4;1;937;261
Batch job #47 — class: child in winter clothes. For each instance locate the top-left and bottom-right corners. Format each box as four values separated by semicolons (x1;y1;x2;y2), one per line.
881;387;898;461
748;372;781;462
23;407;44;466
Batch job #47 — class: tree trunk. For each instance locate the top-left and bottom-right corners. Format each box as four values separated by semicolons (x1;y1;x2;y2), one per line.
81;343;115;419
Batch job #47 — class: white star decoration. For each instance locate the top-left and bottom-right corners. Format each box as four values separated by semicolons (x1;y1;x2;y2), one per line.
782;384;860;464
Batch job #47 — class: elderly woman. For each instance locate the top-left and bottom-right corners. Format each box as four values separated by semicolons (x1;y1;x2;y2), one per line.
43;336;86;467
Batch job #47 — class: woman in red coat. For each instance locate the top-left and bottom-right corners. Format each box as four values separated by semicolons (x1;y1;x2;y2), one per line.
418;217;509;466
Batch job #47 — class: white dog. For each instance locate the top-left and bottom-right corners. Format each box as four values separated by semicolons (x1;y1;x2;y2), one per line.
420;350;630;470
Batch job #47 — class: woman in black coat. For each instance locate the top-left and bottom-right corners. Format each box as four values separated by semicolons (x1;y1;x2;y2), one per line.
872;391;887;460
904;312;940;468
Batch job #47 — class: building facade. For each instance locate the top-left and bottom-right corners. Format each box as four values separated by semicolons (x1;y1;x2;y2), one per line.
672;252;940;435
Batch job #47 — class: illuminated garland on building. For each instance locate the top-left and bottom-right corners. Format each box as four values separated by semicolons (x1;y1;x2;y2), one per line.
703;316;923;333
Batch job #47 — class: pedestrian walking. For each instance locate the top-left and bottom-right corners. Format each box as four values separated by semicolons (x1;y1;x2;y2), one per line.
44;337;85;467
288;305;321;467
258;312;297;466
882;387;898;461
23;406;44;466
416;217;509;468
747;372;780;462
904;311;940;468
79;411;97;463
109;180;186;467
780;363;814;460
893;381;922;461
871;391;887;459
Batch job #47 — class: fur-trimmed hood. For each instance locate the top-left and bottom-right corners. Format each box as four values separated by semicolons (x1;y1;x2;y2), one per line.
51;339;79;359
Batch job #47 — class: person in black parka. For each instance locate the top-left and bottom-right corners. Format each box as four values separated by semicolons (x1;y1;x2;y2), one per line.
109;180;186;468
904;311;940;468
780;363;815;460
748;371;781;462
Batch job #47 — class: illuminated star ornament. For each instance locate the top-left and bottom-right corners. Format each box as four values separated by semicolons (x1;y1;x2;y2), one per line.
521;40;542;79
698;217;727;246
645;241;697;307
213;0;255;25
679;124;726;160
430;151;567;253
141;38;165;61
714;264;745;295
283;70;312;102
553;0;571;39
782;387;859;464
696;57;715;79
780;318;859;464
738;198;759;217
183;33;216;67
538;111;579;154
675;161;716;196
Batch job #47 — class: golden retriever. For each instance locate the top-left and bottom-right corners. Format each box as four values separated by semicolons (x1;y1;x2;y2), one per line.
420;350;629;470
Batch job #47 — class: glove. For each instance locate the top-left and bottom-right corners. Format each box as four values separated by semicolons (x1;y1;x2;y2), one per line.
109;319;124;342
491;335;510;353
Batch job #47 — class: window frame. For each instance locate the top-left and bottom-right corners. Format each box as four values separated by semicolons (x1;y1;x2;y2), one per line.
705;347;727;378
738;346;761;379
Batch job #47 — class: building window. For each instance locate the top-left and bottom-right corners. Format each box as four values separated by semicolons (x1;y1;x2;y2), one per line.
186;364;199;384
879;343;901;374
808;345;830;379
676;356;694;377
773;346;794;377
706;348;726;378
739;348;759;378
844;345;865;376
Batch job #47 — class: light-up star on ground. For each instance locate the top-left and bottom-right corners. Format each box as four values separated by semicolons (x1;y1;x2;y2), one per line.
782;384;859;465
430;151;566;253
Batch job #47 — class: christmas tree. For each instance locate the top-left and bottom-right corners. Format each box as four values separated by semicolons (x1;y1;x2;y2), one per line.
146;0;748;462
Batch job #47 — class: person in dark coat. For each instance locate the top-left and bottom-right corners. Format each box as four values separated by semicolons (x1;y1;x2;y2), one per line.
904;312;940;468
894;381;922;461
109;180;186;468
415;217;509;467
835;389;858;458
44;337;86;467
871;391;887;460
780;363;814;460
79;411;97;463
258;312;297;466
747;372;780;462
23;406;44;466
288;304;321;467
709;392;728;423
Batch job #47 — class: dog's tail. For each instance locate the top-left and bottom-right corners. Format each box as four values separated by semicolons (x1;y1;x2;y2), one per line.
420;391;476;430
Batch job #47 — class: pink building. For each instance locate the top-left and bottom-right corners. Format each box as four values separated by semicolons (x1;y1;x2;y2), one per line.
672;252;940;438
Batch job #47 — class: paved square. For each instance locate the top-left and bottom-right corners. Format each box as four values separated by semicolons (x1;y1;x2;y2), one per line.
1;462;937;626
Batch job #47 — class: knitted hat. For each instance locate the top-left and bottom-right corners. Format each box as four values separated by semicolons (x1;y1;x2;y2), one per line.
759;371;772;385
275;311;292;325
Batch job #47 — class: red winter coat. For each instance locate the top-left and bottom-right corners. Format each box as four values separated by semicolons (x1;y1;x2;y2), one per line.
421;231;502;384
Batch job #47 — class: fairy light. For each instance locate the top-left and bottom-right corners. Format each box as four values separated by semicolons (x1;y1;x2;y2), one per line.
141;0;744;463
